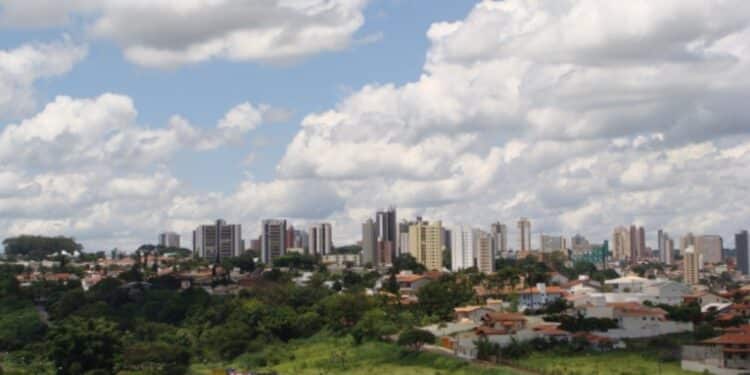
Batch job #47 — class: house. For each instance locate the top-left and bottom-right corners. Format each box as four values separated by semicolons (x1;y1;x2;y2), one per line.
518;283;565;310
684;291;731;308
682;325;750;374
583;301;693;339
548;272;570;285
396;273;431;293
454;306;495;324
480;312;527;332
640;279;692;305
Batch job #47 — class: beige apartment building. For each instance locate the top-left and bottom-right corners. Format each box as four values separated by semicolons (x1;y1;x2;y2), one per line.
409;220;444;271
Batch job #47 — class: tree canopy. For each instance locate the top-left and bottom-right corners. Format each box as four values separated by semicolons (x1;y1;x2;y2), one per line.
3;235;83;259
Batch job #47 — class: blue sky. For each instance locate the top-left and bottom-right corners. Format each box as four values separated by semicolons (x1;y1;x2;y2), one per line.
2;0;477;193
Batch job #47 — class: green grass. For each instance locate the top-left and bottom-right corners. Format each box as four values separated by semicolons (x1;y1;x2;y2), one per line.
516;351;696;375
190;336;521;375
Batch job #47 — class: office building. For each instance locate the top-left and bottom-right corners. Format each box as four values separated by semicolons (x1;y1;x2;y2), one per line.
490;222;508;254
540;235;566;253
736;230;749;275
451;225;475;271
683;246;700;285
158;232;180;248
695;235;723;264
409;219;444;271
475;229;495;274
309;223;332;255
193;219;242;262
518;218;531;252
362;218;378;266
261;219;287;264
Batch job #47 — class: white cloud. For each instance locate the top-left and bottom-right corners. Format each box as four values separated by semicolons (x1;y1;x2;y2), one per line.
0;39;87;119
0;0;370;68
276;0;750;246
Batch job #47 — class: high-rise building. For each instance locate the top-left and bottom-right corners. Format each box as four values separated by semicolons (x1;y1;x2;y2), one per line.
398;221;410;256
638;226;647;258
451;225;475;271
475;229;495;274
540;235;566;253
517;218;531;252
658;230;674;265
612;226;631;261
490;222;508;255
362;218;378;266
683;245;700;285
158;232;180;248
261;219;287;264
376;208;398;259
627;225;645;261
193;219;242;262
309;223;332;255
736;230;749;275
285;226;295;251
695;235;723;264
681;232;696;252
409;219;443;271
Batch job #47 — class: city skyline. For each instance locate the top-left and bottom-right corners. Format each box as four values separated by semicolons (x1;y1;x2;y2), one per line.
1;1;750;252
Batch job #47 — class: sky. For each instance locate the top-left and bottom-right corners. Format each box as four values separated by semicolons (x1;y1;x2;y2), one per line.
0;0;749;252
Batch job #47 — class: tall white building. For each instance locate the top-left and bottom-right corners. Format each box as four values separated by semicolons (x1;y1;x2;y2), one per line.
518;218;531;252
193;219;242;262
309;222;333;255
261;219;287;264
158;232;180;248
451;225;475;271
475;229;495;274
658;230;674;265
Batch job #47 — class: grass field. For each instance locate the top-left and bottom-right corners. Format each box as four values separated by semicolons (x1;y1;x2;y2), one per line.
516;351;696;375
190;336;521;375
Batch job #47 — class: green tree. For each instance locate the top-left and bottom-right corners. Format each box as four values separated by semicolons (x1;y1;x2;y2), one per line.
397;328;435;352
416;275;474;320
48;318;122;374
351;308;398;344
2;235;82;260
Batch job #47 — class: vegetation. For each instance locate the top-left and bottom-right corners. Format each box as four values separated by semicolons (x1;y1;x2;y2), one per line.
2;235;82;260
192;336;520;375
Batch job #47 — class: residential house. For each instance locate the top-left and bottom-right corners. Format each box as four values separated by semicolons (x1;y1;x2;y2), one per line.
682;325;750;374
518;284;566;310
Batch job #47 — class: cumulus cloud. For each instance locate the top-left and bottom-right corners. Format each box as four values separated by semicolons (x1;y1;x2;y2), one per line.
0;0;370;68
0;94;287;171
277;0;750;246
0;39;87;119
0;93;330;250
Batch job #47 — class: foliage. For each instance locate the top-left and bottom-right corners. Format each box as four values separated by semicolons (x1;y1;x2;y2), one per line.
544;313;619;332
273;253;318;271
416;274;474;320
391;254;426;274
121;341;191;375
3;235;83;260
351;308;398;344
0;298;47;350
48;317;122;374
397;329;435;352
222;252;256;273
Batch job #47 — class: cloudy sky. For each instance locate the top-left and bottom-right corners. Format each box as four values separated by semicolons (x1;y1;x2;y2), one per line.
1;0;749;252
